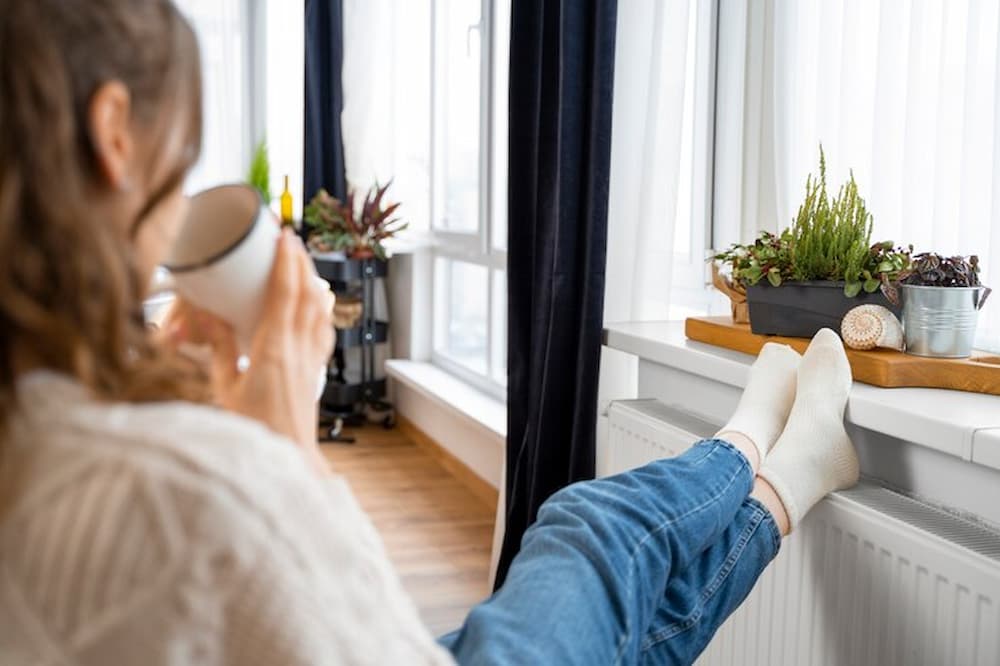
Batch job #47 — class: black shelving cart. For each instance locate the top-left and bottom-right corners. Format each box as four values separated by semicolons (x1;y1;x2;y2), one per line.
313;255;395;442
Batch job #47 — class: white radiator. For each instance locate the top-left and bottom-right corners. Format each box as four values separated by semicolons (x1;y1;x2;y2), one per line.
606;399;717;472
607;400;1000;666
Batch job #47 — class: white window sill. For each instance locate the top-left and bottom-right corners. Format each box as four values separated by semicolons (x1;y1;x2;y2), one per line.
603;320;1000;473
383;231;437;255
386;359;507;438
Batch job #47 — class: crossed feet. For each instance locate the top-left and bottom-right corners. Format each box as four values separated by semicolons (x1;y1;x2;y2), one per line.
716;328;860;536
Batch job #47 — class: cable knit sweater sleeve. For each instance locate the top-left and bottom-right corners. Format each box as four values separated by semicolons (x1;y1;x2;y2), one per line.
0;373;457;665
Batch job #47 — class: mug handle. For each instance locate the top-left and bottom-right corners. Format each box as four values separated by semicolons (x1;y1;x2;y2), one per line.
978;286;992;311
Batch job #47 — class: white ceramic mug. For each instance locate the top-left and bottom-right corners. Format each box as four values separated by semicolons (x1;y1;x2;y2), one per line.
155;183;330;396
161;184;280;348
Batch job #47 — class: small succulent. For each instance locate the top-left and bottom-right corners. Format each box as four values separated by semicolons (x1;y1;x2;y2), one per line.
848;241;912;300
713;230;795;288
304;181;408;260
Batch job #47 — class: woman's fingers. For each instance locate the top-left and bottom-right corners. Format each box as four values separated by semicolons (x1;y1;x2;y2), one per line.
157;298;227;348
154;298;191;347
291;239;334;336
310;293;336;361
200;313;240;388
260;229;301;329
284;240;336;366
156;299;239;395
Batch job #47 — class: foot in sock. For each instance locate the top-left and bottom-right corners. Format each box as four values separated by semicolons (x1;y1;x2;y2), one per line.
758;328;860;530
716;342;801;469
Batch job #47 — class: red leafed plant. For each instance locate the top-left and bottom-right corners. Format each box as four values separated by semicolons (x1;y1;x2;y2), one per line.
304;181;407;259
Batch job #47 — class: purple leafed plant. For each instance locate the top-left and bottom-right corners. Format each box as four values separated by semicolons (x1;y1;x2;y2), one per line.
893;252;991;308
900;253;981;287
304;181;408;260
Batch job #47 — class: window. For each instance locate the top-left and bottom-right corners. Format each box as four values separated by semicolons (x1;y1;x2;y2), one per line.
431;0;509;398
713;0;1000;351
615;0;1000;351
173;0;303;214
666;0;718;319
173;0;252;194
604;0;722;326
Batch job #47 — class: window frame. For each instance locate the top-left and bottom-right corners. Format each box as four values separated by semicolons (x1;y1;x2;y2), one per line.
667;0;722;319
429;0;508;402
428;0;725;396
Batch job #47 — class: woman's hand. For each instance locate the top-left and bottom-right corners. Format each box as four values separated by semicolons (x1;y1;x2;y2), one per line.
160;229;335;475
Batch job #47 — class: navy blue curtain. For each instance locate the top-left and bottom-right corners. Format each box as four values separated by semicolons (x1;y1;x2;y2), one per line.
303;0;347;205
496;0;618;588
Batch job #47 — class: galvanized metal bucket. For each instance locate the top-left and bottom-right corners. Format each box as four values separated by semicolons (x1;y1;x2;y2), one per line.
900;284;991;358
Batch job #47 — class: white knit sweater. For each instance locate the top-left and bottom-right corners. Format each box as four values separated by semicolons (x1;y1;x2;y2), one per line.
0;372;457;665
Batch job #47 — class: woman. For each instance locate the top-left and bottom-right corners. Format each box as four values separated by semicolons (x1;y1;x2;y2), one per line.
0;2;860;664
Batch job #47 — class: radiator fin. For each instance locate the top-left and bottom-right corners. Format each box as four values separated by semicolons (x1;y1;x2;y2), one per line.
838;483;1000;562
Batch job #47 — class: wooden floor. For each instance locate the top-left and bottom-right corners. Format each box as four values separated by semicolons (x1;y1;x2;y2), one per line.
321;425;496;636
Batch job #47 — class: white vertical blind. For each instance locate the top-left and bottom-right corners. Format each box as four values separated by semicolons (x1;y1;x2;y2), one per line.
341;0;508;397
173;0;250;194
604;0;691;324
341;0;432;233
604;0;721;327
173;0;302;215
766;0;1000;349
264;0;304;219
599;0;710;474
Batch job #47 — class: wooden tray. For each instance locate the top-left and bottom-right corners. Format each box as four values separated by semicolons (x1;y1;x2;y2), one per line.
685;316;1000;396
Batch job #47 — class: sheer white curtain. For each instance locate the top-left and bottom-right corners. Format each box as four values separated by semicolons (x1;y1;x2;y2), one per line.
598;0;703;474
762;0;1000;350
263;1;304;218
173;0;250;194
341;0;432;234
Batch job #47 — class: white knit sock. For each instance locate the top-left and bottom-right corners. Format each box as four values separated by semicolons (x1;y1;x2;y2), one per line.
716;342;801;464
758;328;860;530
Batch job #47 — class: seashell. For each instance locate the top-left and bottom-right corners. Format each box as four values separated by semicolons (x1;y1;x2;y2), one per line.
840;304;904;351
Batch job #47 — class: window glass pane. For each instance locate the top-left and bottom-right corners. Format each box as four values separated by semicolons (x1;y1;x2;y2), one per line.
436;0;481;232
436;259;488;373
673;2;698;257
173;0;248;193
433;257;450;353
764;1;1000;350
491;269;507;384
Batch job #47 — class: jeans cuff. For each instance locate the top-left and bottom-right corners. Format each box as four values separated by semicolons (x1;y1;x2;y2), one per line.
744;495;782;557
695;438;755;485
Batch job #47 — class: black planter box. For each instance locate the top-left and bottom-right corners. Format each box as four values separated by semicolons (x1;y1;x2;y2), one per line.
745;281;901;338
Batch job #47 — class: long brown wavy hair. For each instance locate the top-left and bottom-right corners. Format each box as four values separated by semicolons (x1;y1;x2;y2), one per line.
0;1;210;439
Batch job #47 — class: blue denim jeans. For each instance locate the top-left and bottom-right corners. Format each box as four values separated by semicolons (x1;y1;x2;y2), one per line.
439;439;782;665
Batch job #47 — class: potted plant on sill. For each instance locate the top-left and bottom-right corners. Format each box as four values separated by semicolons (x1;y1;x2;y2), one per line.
893;253;991;358
714;149;911;337
303;181;407;261
246;139;272;205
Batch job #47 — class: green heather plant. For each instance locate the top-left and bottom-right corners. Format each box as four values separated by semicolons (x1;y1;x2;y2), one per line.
714;147;911;298
247;139;272;204
790;149;868;283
